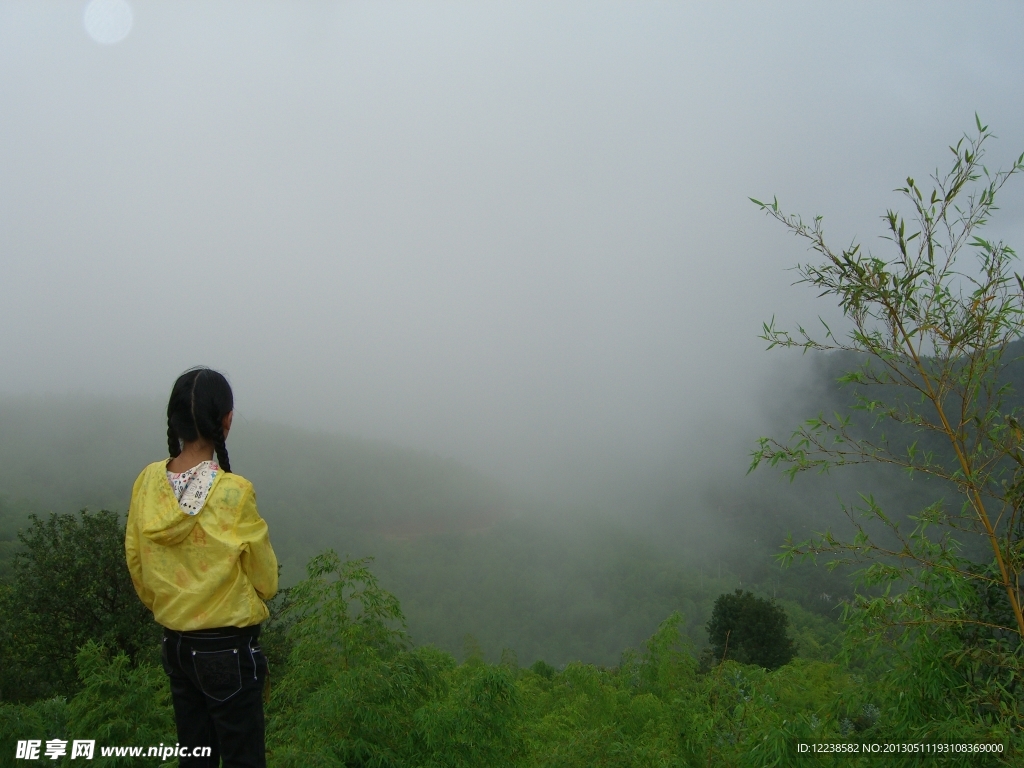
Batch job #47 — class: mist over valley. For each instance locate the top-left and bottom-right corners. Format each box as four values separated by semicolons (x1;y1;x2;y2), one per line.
0;353;896;668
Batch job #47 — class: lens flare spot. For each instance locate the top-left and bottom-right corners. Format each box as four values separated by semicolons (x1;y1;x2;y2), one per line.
83;0;133;45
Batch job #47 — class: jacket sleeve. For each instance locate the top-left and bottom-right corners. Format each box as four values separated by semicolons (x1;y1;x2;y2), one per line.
125;474;156;611
237;485;279;601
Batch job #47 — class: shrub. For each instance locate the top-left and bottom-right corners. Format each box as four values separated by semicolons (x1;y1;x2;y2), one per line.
707;589;796;670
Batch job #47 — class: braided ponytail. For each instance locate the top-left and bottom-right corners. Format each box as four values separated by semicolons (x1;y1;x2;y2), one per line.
214;428;232;473
167;424;182;458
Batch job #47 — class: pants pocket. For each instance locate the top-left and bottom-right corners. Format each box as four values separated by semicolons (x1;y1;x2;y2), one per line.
192;648;242;702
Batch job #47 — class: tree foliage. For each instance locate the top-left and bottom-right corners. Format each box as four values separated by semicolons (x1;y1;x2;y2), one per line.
0;510;159;701
707;589;796;670
751;119;1024;744
267;550;524;768
0;549;1018;766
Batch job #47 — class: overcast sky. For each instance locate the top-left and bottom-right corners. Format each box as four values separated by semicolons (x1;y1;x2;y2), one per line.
2;1;1023;490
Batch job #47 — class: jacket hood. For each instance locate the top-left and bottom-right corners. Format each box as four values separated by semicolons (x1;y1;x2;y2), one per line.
139;461;219;546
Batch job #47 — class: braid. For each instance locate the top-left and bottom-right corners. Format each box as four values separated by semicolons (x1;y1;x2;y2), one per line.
214;427;232;473
167;424;182;458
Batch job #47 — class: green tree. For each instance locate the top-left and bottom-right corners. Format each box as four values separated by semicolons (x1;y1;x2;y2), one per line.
267;551;524;767
0;697;69;768
65;642;175;768
0;510;159;700
751;119;1024;754
706;589;796;670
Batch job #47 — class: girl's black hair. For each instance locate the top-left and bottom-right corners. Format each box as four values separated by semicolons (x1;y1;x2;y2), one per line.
166;367;234;473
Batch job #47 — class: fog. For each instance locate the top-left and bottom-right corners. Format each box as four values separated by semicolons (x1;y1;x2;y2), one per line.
2;1;1023;497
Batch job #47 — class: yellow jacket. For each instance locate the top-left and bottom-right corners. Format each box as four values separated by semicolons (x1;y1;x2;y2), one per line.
125;460;278;631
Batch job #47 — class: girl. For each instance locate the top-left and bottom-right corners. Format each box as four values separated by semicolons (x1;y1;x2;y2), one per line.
125;368;278;768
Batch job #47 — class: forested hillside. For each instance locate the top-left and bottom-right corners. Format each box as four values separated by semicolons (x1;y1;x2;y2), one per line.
0;385;852;668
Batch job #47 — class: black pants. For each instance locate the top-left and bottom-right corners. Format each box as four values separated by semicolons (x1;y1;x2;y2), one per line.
161;626;268;768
